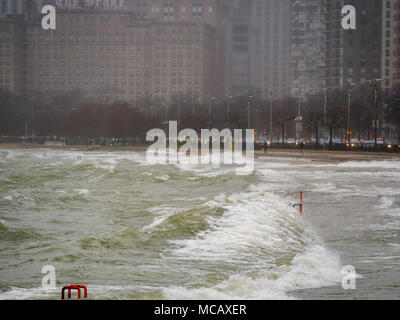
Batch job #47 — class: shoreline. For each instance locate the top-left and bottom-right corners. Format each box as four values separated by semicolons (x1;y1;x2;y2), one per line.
0;142;148;152
1;142;400;163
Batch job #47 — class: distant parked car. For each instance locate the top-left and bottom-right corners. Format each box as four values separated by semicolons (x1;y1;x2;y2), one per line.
255;137;268;145
386;139;400;151
287;138;296;144
385;138;399;145
329;138;342;145
349;139;361;147
361;140;375;149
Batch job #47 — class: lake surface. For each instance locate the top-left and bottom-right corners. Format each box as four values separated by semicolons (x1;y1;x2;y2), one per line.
0;149;399;299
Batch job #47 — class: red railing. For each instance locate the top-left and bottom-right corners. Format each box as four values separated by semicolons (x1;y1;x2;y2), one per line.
61;285;87;300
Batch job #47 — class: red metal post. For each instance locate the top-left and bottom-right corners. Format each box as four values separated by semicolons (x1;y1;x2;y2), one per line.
300;191;303;215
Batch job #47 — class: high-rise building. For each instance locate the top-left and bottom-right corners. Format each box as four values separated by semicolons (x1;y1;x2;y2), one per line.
257;0;291;98
219;0;259;97
382;0;393;95
325;0;383;90
0;0;26;95
290;0;326;96
325;0;345;90
392;0;400;91
2;1;393;106
0;0;26;16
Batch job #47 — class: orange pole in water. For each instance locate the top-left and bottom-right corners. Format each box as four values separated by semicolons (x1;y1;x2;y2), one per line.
299;191;303;215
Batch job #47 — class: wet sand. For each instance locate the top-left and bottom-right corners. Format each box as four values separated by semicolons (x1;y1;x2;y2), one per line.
255;149;400;162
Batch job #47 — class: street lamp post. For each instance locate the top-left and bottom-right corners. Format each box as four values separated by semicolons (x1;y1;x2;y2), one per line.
324;93;327;150
31;105;34;137
295;88;303;143
347;86;352;147
373;82;378;152
266;89;287;143
298;89;302;118
226;95;232;129
177;100;181;127
369;79;382;152
164;103;168;124
191;95;195;119
247;94;253;129
270;90;273;143
209;96;215;129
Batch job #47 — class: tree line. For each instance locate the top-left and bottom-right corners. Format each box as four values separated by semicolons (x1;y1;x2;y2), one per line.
0;85;399;146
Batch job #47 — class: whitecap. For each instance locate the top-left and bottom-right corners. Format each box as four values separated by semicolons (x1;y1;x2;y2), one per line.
376;197;394;210
74;189;90;196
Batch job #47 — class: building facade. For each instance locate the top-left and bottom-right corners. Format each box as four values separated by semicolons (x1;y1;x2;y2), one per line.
325;0;384;90
392;0;400;91
0;0;26;16
257;0;291;98
324;0;345;90
1;0;222;104
1;1;394;105
382;0;393;95
219;0;259;97
0;15;26;95
290;0;326;96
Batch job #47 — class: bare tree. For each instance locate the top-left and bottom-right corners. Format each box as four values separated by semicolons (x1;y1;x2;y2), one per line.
273;97;297;147
303;93;324;150
385;87;400;139
324;89;346;146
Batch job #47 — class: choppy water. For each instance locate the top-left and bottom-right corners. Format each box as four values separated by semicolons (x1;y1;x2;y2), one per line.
0;149;399;299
